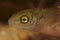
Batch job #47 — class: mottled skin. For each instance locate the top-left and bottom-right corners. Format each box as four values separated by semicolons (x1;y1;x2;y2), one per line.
0;8;60;40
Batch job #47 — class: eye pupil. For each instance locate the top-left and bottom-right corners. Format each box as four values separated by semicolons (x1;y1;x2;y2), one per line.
23;18;26;21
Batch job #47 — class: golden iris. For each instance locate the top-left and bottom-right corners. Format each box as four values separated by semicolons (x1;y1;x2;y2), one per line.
20;15;29;24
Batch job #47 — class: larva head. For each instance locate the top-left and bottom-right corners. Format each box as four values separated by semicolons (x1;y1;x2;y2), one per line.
8;8;60;38
8;8;49;31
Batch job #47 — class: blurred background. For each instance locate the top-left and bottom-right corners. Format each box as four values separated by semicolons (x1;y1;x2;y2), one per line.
0;0;60;23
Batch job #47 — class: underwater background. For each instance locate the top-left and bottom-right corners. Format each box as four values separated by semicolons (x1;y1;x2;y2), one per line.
0;0;60;23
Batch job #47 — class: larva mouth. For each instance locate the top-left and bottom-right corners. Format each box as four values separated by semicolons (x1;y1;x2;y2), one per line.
19;33;60;40
0;24;60;40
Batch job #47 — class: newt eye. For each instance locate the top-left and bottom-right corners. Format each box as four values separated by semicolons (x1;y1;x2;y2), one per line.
8;9;38;30
20;15;29;24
